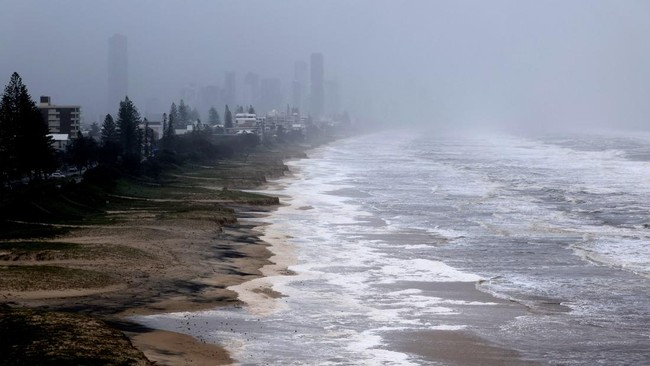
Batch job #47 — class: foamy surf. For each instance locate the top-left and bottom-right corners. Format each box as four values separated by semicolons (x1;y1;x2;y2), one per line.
138;130;650;365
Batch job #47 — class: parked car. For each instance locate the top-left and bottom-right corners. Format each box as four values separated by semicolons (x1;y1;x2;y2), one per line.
49;171;65;179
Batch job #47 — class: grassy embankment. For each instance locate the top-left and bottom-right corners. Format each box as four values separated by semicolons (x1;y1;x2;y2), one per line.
0;147;303;365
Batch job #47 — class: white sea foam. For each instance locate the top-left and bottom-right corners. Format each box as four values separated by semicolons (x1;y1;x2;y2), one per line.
346;330;418;366
138;131;650;365
572;237;650;277
373;258;482;283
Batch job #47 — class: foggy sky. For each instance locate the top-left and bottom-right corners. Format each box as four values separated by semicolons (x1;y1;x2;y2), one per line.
1;0;650;131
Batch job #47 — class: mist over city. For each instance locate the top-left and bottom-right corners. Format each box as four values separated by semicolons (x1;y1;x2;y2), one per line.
2;2;650;365
2;0;650;132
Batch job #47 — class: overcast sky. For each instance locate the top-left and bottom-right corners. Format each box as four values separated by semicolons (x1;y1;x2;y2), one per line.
1;0;650;131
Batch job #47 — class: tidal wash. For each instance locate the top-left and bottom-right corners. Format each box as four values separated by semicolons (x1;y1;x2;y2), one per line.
141;130;650;365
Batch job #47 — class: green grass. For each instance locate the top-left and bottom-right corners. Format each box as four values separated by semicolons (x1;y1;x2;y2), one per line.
212;189;279;205
0;149;286;243
0;265;116;291
0;221;70;240
0;181;108;226
0;241;151;261
113;178;278;205
179;160;287;181
112;179;214;199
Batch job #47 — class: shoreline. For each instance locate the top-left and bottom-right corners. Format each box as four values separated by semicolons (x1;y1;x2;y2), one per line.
2;136;544;365
0;147;308;365
173;140;545;365
1;208;278;364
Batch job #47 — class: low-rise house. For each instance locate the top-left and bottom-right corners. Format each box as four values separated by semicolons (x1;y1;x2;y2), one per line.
175;124;195;135
48;133;69;150
142;114;165;140
232;113;259;134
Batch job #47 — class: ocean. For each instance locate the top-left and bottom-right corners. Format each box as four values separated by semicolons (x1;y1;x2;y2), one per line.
138;130;650;365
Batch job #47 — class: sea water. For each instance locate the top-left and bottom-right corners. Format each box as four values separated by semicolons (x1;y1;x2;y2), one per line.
139;130;650;365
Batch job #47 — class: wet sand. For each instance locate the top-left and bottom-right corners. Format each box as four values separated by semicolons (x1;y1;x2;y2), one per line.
380;282;542;365
390;329;539;366
0;148;310;364
1;214;276;364
1;146;551;365
130;329;232;366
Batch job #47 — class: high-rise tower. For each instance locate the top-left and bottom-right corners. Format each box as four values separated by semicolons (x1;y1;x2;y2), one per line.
107;34;128;115
293;61;308;113
222;71;237;107
310;53;324;120
260;78;282;114
243;72;260;108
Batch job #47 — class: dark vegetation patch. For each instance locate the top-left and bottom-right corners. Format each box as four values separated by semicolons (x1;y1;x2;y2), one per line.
0;306;152;366
2;181;104;220
112;178;213;199
0;241;80;261
0;265;116;291
0;241;150;262
0;221;70;240
213;189;279;205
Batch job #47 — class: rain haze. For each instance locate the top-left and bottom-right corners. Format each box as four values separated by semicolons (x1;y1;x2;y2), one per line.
5;2;650;365
2;0;650;132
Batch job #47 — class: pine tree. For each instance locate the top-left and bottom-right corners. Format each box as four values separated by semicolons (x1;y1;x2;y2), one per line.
116;96;142;160
167;109;176;137
143;118;150;157
169;103;178;133
89;122;101;141
98;114;119;166
162;107;177;152
0;72;55;184
208;107;220;125
236;105;244;114
178;99;189;126
137;124;144;160
224;105;233;129
162;113;168;139
248;105;256;114
66;131;97;172
100;114;118;145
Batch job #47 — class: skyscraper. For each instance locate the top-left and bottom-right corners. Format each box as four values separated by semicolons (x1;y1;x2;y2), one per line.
293;61;308;112
260;78;282;114
310;53;324;120
291;80;302;114
222;71;236;107
243;72;260;108
199;85;220;114
107;34;128;115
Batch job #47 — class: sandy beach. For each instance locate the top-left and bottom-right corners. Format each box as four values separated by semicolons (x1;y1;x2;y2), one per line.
1;208;278;364
2;146;547;365
0;153;296;365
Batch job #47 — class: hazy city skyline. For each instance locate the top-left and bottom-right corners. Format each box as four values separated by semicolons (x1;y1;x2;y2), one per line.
310;53;324;120
2;1;650;131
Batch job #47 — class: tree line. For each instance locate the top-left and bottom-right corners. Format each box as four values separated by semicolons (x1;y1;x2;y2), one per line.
0;73;56;191
1;72;329;194
0;73;233;193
